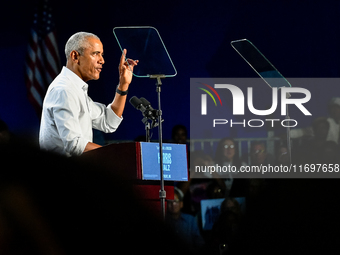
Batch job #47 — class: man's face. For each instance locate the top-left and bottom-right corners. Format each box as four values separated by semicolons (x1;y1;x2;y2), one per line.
173;128;187;144
223;139;235;161
251;144;267;164
167;194;183;215
78;37;105;82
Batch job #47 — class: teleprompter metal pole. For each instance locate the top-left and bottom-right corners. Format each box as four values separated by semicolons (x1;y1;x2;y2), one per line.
285;92;292;165
142;118;151;142
150;74;166;220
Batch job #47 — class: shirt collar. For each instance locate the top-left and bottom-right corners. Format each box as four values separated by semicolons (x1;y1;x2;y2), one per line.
62;66;89;92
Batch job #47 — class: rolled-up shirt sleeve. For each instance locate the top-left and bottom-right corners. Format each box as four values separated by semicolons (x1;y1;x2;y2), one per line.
88;97;123;133
52;88;89;156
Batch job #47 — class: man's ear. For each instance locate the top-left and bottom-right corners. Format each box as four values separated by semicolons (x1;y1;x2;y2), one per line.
70;50;80;63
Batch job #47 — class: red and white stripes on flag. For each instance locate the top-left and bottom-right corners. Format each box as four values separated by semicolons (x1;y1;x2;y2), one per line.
25;0;61;116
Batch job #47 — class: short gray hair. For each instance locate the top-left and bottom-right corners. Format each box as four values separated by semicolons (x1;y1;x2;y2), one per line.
65;32;100;59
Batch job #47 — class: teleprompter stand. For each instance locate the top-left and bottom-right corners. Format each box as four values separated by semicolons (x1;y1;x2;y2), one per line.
150;74;167;219
231;39;293;165
113;27;177;219
284;94;292;164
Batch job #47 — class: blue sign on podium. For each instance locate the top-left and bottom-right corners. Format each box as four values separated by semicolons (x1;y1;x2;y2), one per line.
140;142;188;181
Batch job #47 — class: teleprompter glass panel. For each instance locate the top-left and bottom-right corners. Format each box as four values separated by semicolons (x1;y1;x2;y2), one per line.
231;39;291;88
113;26;177;78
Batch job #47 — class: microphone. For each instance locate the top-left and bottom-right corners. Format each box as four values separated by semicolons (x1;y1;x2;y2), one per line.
129;96;145;112
140;97;151;107
129;96;157;120
140;97;158;119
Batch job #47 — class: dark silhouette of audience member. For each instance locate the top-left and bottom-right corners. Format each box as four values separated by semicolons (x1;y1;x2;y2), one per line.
0;119;11;145
214;137;246;197
215;137;244;169
250;141;275;166
290;97;340;144
318;140;340;164
276;144;290;166
220;197;243;216
326;97;340;144
134;134;147;142
312;117;330;144
177;150;213;215
296;117;340;164
247;178;267;200
210;198;244;255
206;180;226;199
0;141;192;255
165;187;205;253
171;124;188;144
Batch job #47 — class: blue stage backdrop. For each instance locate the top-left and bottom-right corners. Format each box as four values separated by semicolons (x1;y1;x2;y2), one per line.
1;0;340;143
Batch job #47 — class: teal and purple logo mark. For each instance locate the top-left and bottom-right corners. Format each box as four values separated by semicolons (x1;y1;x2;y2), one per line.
198;83;222;115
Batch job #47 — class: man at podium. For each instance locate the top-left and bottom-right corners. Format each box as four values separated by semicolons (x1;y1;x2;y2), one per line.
39;32;138;156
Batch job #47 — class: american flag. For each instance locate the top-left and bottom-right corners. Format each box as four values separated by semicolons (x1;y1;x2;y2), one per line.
25;0;61;116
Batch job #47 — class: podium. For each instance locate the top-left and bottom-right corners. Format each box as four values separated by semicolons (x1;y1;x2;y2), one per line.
82;142;188;216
